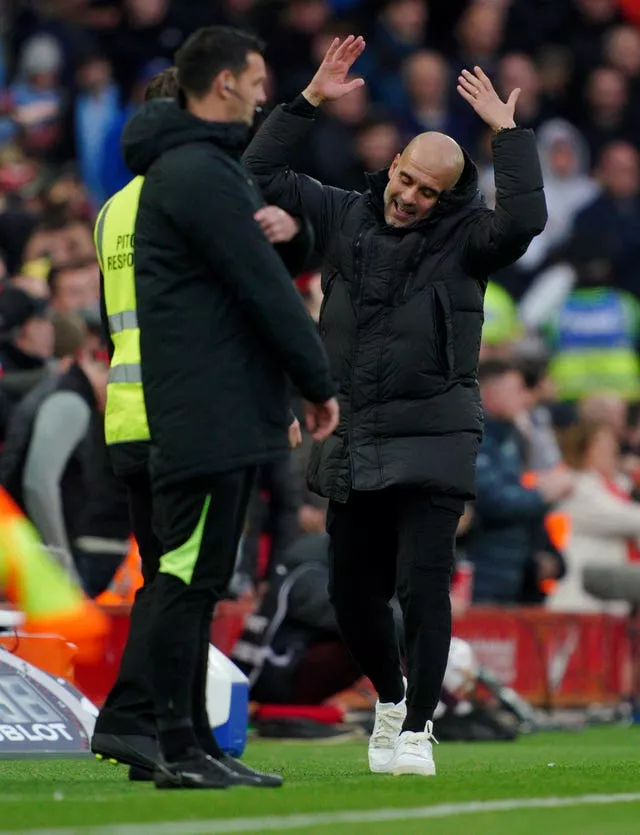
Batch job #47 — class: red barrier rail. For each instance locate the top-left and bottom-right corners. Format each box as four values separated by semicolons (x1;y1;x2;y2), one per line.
73;604;634;709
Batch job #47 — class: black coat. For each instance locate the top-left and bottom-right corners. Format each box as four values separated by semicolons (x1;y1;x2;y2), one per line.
121;101;335;489
98;184;316;480
244;97;547;501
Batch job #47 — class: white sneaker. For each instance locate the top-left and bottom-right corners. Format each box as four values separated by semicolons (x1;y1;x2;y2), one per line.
368;679;407;773
391;721;438;776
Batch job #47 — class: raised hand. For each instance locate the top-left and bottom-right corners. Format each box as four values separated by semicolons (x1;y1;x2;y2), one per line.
302;35;366;107
457;66;519;132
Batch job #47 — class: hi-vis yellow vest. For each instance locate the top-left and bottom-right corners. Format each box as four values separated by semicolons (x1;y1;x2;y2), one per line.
94;177;150;445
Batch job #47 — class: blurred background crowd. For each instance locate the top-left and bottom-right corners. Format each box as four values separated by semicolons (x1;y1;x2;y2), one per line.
3;0;640;648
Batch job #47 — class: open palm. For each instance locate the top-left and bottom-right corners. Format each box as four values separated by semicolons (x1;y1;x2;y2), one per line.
303;35;366;107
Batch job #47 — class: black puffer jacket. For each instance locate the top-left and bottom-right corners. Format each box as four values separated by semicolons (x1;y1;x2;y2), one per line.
121;101;335;489
244;98;547;501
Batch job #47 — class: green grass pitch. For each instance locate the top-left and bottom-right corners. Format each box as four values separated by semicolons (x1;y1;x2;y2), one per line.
0;726;638;834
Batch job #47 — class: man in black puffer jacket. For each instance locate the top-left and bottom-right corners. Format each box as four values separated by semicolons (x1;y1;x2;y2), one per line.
243;36;547;777
121;27;338;789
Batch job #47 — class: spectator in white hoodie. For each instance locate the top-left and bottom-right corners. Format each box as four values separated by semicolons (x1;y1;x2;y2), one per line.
550;420;640;613
518;120;600;329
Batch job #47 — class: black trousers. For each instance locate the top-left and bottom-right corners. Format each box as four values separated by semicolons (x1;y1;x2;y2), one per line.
327;488;463;732
94;469;162;737
239;456;299;585
148;468;255;758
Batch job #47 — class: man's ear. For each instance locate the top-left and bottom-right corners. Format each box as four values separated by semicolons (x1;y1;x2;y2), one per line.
388;154;401;180
216;69;235;99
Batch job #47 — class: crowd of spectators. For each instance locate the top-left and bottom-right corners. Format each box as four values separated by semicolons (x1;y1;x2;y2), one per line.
2;0;640;621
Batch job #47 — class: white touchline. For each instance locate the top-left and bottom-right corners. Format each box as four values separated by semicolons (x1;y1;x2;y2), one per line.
7;793;640;835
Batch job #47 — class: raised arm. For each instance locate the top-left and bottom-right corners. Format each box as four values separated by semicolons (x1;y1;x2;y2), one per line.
242;35;366;254
457;67;547;275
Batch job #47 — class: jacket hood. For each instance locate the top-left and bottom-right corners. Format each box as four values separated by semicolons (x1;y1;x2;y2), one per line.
121;99;250;176
537;118;591;180
365;146;482;230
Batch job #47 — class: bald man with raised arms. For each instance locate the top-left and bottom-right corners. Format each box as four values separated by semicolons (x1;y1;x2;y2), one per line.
243;36;546;776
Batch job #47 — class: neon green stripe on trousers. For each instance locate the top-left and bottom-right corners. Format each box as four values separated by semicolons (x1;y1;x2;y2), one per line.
159;496;211;585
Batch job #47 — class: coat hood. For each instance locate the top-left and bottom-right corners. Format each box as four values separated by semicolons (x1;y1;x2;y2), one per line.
536;118;591;180
121;99;250;176
365;146;483;230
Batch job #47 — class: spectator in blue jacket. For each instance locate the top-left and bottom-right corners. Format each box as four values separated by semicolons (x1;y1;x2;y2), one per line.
466;361;573;604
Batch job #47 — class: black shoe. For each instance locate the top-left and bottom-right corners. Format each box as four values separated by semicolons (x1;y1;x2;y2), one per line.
154;749;237;790
129;765;153;782
92;733;158;771
218;753;283;788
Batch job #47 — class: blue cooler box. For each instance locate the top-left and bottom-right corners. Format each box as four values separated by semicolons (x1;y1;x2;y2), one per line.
206;644;249;757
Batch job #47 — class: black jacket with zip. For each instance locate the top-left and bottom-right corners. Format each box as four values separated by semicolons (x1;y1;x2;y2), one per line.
243;97;547;501
121;101;335;489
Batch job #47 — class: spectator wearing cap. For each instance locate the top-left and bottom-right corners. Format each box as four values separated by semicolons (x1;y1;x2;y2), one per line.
0;285;52;374
0;285;53;442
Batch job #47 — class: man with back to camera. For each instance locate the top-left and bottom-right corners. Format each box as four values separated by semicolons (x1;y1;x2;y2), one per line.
243;35;548;777
90;66;315;787
120;27;338;789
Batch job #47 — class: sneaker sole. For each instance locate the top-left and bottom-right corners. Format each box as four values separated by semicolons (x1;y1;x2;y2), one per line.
369;753;396;773
392;763;436;777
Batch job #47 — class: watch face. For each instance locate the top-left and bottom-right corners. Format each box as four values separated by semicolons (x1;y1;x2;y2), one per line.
0;654;92;757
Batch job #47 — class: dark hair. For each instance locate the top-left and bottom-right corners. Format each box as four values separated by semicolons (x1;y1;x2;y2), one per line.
48;259;95;293
518;357;549;391
175;26;265;100
356;110;395;135
477;359;520;385
34;210;68;232
144;67;180;101
76;51;110;71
